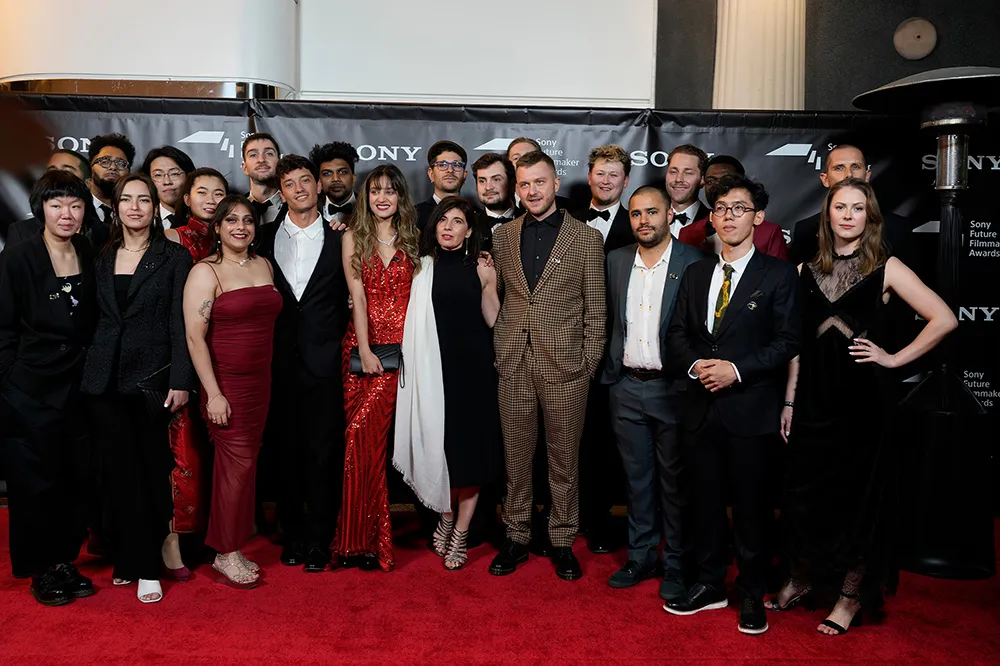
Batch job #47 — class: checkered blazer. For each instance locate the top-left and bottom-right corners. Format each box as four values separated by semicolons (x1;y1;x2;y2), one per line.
492;210;607;383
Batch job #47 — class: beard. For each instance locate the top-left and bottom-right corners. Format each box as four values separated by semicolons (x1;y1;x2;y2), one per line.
636;225;669;248
95;175;117;199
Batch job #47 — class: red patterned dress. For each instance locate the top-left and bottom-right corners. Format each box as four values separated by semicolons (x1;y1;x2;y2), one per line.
332;249;414;571
169;217;214;532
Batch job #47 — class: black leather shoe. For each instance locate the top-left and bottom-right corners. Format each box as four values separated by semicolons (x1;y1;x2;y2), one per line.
281;543;305;566
356;554;380;571
659;567;687;602
587;532;615;555
30;568;72;607
738;595;769;634
608;560;660;588
551;547;582;581
528;536;553;558
489;539;529;576
663;582;728;615
303;546;330;573
55;563;94;598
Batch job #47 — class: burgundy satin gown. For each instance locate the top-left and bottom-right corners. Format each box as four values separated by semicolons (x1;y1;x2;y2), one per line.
202;284;283;554
332;250;414;571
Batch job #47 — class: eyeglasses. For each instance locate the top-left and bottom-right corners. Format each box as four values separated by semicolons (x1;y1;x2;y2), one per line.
151;169;185;182
432;160;466;172
712;202;756;217
93;156;130;170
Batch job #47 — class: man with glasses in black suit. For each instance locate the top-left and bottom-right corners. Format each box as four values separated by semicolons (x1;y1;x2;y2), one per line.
416;140;469;230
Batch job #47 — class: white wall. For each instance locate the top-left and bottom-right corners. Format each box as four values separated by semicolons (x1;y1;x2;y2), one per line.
0;0;298;91
298;0;658;107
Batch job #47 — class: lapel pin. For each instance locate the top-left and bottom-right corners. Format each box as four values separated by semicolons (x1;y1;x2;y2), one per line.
550;258;561;264
747;301;758;310
669;272;679;280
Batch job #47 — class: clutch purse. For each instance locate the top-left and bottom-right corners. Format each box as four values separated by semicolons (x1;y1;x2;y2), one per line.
349;344;403;375
136;364;172;422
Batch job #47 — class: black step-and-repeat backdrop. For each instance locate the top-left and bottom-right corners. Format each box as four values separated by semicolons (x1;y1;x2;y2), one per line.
12;95;1000;505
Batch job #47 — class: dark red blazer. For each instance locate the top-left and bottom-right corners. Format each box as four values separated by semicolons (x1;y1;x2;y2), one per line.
678;216;790;261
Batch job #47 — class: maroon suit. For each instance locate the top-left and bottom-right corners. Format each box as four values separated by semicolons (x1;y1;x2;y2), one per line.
678;216;789;261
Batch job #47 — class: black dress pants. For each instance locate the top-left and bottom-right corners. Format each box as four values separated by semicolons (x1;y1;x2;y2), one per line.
687;405;773;600
89;393;174;581
272;360;345;549
579;379;623;534
1;385;88;577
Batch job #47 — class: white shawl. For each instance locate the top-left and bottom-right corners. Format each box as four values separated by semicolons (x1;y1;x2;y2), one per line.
392;256;450;513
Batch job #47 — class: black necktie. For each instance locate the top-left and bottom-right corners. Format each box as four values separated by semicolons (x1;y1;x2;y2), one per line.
163;213;175;228
586;208;611;222
673;212;689;227
328;202;354;217
99;204;112;221
252;200;273;221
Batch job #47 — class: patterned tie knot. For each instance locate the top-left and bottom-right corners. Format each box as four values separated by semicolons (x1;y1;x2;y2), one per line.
722;263;734;278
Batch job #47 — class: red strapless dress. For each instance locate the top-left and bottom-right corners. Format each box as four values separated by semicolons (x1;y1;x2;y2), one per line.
202;285;283;553
332;250;414;571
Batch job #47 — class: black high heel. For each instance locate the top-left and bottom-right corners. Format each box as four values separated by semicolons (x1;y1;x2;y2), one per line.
818;591;863;636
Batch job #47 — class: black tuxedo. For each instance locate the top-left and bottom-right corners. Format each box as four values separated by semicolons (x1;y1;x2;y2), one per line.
258;219;349;551
80;238;195;396
789;211;914;267
667;249;801;598
572;203;635;254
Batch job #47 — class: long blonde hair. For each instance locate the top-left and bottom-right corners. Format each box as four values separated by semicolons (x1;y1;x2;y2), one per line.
349;164;420;277
813;177;887;276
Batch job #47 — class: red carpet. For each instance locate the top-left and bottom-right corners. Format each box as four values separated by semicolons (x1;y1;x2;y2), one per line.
1;511;998;665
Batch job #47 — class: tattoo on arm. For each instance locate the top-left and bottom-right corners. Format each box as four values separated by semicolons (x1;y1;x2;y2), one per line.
198;299;213;324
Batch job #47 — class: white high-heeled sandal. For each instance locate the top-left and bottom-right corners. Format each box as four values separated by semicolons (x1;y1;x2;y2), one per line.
137;579;163;604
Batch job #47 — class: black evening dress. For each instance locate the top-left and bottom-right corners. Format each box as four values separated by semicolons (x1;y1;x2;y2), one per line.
783;253;898;607
431;249;502;488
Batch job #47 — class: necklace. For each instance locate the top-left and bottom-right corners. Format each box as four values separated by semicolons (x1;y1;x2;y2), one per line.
121;243;147;253
376;232;398;247
224;255;252;267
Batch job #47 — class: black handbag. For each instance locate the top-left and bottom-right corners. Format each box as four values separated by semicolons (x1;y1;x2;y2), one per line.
349;344;403;378
136;364;172;422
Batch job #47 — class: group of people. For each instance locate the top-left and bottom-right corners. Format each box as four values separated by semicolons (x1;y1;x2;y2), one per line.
0;130;957;638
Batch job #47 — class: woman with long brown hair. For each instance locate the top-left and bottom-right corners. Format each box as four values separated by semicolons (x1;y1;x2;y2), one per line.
768;178;957;635
332;164;420;571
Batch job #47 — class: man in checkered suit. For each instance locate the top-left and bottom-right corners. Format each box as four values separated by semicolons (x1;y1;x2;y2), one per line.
487;151;606;581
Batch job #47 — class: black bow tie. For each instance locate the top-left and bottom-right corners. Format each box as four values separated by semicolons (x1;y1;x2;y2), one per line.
673;212;689;226
586;208;611;222
99;204;113;221
328;202;354;216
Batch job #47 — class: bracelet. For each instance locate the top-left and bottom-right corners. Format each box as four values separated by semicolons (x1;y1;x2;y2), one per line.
207;394;223;406
783;401;795;408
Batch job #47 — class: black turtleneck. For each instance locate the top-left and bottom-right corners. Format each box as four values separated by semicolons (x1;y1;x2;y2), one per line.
520;208;562;292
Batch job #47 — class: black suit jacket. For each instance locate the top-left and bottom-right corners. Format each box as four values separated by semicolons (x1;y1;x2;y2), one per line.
258;220;350;379
789;211;914;266
571;203;635;255
667;250;801;438
80;237;195;396
0;233;97;408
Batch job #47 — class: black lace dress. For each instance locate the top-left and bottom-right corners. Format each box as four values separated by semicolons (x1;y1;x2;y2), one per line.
783;253;898;607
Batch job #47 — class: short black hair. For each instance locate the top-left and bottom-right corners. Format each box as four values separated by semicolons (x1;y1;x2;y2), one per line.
419;195;481;262
50;149;91;179
140;146;196;176
89;133;136;167
29;170;91;222
667;144;708;176
308;142;359;174
242;132;281;160
276;154;319;182
471;152;515;184
182;167;229;201
708;174;769;210
514;150;556;175
427;140;467;166
629;185;671;208
705;154;745;175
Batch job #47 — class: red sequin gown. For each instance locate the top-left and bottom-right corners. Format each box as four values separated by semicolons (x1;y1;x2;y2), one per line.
169;217;213;532
332;250;414;571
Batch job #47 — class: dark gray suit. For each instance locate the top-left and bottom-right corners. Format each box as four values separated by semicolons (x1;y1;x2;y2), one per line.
601;239;705;570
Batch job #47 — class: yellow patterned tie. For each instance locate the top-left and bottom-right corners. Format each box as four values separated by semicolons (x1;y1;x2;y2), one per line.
712;264;735;335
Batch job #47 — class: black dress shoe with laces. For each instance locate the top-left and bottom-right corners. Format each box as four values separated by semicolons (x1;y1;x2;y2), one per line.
659;567;687;602
55;563;94;598
280;543;305;566
608;560;660;588
551;547;582;581
738;595;769;634
489;539;529;576
303;546;331;573
663;582;728;615
30;568;72;607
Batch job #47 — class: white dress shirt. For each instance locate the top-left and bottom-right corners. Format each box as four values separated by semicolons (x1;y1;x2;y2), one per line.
670;200;702;239
274;214;324;301
688;245;756;382
250;190;283;225
587;200;621;243
159;203;175;229
93;194;110;222
623;241;674;370
321;192;356;225
484;204;516;232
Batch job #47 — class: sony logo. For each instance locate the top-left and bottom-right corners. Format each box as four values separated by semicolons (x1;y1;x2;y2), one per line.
922;155;1000;171
357;145;422;162
50;136;92;153
958;306;999;322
